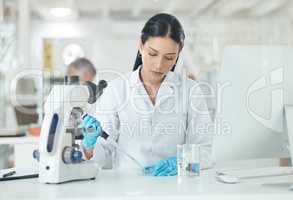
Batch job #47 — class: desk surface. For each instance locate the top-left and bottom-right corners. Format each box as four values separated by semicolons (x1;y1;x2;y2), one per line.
0;169;292;200
0;136;39;145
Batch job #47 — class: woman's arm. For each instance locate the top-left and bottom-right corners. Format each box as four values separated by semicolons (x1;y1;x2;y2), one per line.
88;83;120;168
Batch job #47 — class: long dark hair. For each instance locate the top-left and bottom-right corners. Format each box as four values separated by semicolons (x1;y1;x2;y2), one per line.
133;13;185;71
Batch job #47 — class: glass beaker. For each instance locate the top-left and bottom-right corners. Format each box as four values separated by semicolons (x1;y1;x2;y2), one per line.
177;144;200;177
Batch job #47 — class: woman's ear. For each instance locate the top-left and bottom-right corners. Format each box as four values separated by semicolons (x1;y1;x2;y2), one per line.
138;39;143;55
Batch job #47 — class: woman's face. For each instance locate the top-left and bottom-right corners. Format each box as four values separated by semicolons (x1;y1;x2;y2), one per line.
139;36;180;83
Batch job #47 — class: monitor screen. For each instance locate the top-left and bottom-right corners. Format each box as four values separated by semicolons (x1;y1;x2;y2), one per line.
214;46;293;161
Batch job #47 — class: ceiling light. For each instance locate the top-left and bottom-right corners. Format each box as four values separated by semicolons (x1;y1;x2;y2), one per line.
49;7;73;18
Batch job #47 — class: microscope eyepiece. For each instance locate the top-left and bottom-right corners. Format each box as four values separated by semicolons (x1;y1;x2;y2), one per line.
85;80;108;104
64;76;79;85
98;80;107;90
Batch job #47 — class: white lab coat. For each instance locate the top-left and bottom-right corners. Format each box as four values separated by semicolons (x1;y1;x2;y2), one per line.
93;67;213;170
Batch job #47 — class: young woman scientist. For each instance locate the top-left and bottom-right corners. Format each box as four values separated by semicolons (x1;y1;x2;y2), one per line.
80;13;213;176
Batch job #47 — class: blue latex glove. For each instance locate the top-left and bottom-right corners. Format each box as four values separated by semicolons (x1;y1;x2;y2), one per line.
144;156;177;176
79;115;102;149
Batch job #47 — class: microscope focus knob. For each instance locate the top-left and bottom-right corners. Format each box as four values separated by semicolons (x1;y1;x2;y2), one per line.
32;149;40;162
71;150;83;162
62;147;83;164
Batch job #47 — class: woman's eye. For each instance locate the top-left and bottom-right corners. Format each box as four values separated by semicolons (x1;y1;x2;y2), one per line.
165;57;174;61
148;53;157;57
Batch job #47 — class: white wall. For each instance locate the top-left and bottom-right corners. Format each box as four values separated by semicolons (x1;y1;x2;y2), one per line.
29;16;293;80
30;19;144;80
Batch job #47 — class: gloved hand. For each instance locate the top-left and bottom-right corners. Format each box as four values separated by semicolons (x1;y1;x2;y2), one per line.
79;115;102;149
144;156;177;176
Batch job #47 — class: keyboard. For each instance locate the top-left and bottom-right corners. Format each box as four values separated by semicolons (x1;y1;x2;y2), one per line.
216;167;293;179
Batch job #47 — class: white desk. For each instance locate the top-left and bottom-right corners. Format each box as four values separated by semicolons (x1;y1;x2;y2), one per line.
0;136;39;145
0;168;292;200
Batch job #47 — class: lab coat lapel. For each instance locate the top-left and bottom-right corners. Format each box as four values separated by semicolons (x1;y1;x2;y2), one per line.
129;68;181;112
156;72;180;111
129;68;154;111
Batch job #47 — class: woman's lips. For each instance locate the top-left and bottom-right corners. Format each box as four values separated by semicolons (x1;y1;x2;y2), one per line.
151;71;164;76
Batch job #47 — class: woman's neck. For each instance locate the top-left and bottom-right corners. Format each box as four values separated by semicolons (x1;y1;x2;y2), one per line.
139;67;164;105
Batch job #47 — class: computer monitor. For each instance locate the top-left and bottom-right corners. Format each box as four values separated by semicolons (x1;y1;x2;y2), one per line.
284;49;293;163
285;106;293;165
14;77;39;125
0;77;39;137
214;45;293;162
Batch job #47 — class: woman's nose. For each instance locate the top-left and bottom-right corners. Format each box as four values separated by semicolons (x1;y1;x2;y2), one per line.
154;57;165;71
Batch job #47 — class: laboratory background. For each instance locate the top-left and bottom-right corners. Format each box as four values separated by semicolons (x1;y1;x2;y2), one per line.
1;0;293;198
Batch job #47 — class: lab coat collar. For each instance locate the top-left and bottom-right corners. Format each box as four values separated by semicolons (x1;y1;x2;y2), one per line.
129;66;181;90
